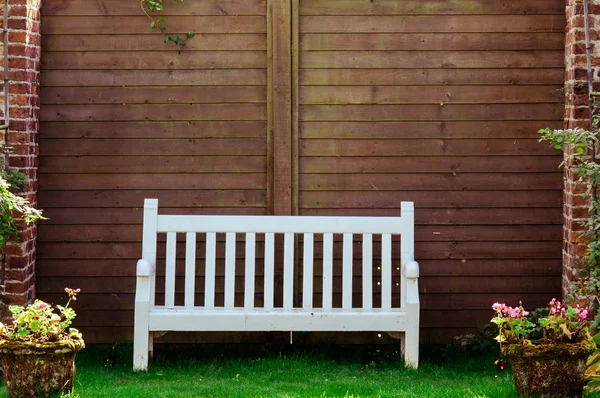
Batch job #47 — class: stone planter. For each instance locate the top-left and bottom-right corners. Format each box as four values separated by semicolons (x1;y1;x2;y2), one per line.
0;338;84;398
502;341;595;397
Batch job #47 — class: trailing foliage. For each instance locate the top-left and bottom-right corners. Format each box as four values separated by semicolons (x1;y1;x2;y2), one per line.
539;120;600;298
141;0;195;52
0;174;43;248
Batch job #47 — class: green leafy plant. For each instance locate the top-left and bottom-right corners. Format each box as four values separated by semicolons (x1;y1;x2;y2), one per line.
538;123;600;298
491;300;592;345
0;288;82;343
140;0;195;52
0;175;43;248
587;332;600;393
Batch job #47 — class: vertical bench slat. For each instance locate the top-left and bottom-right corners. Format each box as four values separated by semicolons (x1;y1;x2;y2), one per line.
225;232;236;308
264;233;275;309
165;232;177;307
302;233;314;309
342;233;353;309
204;232;217;309
362;233;373;309
245;233;256;309
381;234;392;310
185;232;196;308
322;232;333;310
283;232;294;309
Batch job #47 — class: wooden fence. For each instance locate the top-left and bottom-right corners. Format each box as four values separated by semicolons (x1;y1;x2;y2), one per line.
37;0;565;344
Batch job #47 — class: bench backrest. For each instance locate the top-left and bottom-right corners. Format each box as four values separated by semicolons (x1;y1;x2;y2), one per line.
140;199;415;311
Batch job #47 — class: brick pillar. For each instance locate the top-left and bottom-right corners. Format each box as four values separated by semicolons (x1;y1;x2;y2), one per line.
0;0;41;312
563;0;600;300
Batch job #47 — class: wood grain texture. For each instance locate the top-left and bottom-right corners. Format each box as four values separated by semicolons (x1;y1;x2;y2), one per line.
42;34;267;52
37;0;564;344
42;0;266;16
271;0;292;215
300;15;565;33
301;33;563;51
300;0;563;15
44;16;267;34
300;68;563;86
42;51;267;70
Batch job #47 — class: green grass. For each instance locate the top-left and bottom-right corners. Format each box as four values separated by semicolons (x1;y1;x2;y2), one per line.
42;342;600;398
1;344;521;397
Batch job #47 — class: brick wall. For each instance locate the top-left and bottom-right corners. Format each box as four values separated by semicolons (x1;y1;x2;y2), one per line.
563;0;600;300
0;0;41;314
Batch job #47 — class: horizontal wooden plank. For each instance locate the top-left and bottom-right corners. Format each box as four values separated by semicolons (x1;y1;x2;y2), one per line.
300;121;562;139
11;308;461;328
36;276;560;296
300;68;563;86
37;224;561;243
39;190;267;208
39;207;268;225
39;156;267;174
41;121;267;139
43;0;266;16
37;240;560;261
38;292;558;311
299;104;563;121
35;258;561;278
37;206;560;225
300;0;563;15
301;51;563;69
42;51;267;70
300;139;557;156
300;15;565;33
299;156;562;174
43;34;267;52
301;33;564;51
42;87;267;105
300;85;562;105
300;173;562;191
41;104;266;122
44;16;267;34
39;174;267;190
41;70;267;86
299;190;561;209
299;208;561;225
30;308;545;329
40;138;266;156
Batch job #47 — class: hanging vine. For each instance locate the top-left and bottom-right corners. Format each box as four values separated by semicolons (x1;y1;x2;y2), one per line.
140;0;195;52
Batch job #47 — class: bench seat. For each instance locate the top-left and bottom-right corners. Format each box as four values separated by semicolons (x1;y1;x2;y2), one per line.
149;307;409;332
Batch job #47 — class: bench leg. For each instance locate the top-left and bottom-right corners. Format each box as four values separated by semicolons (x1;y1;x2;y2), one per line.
134;292;151;371
404;304;419;369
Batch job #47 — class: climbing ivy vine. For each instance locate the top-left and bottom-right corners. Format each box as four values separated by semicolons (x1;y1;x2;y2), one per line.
140;0;195;51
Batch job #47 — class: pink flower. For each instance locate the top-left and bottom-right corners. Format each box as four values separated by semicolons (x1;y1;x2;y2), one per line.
33;301;48;310
492;302;504;312
580;309;589;320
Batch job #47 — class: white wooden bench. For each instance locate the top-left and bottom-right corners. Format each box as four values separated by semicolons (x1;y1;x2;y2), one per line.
133;199;420;371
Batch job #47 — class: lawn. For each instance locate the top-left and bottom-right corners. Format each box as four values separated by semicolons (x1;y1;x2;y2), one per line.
0;343;524;398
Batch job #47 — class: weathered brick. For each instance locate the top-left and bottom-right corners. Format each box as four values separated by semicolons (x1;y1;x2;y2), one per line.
0;0;41;320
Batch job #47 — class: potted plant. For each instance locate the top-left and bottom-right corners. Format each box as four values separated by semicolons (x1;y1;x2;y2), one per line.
0;287;84;397
491;299;596;397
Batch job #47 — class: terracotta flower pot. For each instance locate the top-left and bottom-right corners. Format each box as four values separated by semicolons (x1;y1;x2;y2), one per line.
0;338;84;398
502;341;595;397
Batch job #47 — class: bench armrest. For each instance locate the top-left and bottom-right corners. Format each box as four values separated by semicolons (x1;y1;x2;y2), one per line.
137;259;155;277
403;261;419;279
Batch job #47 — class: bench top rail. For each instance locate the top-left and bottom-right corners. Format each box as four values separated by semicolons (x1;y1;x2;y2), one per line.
156;214;412;235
